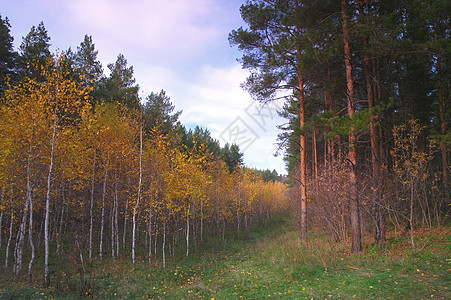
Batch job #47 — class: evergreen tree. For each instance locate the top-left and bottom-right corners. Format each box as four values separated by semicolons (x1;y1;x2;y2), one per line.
0;15;17;94
221;143;244;173
18;21;51;81
74;35;103;93
142;90;181;135
99;53;139;110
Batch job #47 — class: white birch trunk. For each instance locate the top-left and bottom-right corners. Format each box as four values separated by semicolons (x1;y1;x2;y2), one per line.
132;124;143;265
100;155;109;261
44;112;58;287
186;206;190;257
147;209;152;264
5;212;13;269
27;163;35;281
123;193;128;250
0;185;4;246
0;210;3;247
14;194;29;276
162;221;166;268
114;181;119;258
89;152;96;259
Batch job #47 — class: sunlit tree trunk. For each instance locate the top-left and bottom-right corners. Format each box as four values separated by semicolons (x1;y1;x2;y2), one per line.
297;58;308;241
342;0;362;253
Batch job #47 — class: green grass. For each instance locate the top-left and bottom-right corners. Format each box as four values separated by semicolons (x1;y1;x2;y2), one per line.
0;217;449;299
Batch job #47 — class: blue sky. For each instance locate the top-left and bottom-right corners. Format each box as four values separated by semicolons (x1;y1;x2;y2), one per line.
2;0;288;174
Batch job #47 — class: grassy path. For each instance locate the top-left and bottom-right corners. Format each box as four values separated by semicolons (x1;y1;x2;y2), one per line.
1;216;449;299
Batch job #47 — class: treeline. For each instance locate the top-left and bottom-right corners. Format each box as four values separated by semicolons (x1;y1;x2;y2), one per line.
0;17;289;286
231;0;449;252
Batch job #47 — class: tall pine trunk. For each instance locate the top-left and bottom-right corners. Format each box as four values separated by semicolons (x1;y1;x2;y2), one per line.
342;0;362;253
436;52;448;187
297;53;307;241
364;56;385;247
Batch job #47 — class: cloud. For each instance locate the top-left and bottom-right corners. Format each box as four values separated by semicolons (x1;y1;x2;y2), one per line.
175;63;287;174
65;0;222;62
2;0;287;174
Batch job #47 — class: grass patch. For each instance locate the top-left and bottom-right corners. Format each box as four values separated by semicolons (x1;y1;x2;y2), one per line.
0;216;449;299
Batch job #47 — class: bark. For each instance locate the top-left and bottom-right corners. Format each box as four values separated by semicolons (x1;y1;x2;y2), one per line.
5;212;13;269
363;54;385;246
0;210;2;248
13;209;26;274
162;221;166;268
358;0;385;247
123;175;130;250
437;52;448;186
0;186;4;247
147;209;152;264
313;129;319;182
27;168;35;282
342;0;362;253
132;123;143;265
114;177;120;258
14;153;33;276
44;110;58;286
89;152;96;259
295;16;308;240
186;206;190;257
100;154;109;261
298;66;308;241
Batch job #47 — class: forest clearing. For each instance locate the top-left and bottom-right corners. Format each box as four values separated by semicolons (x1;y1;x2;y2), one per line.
0;215;449;299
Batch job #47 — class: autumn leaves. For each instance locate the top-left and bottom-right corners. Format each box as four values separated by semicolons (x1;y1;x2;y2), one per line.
0;55;288;285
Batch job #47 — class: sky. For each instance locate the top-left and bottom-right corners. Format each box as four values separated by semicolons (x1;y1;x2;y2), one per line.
1;0;288;174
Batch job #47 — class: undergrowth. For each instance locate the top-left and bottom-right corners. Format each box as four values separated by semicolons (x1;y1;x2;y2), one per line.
0;215;449;299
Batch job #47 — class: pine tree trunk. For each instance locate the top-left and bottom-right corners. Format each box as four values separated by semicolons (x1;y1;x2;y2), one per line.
342;0;362;253
295;19;308;240
364;56;385;247
298;69;308;241
436;53;448;187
